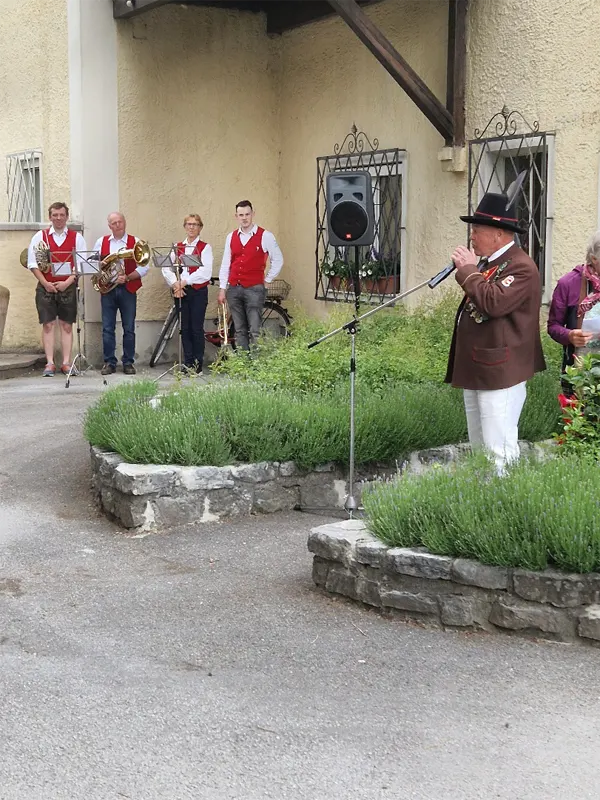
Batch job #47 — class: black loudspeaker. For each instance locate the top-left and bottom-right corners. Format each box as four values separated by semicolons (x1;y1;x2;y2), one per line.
326;171;375;247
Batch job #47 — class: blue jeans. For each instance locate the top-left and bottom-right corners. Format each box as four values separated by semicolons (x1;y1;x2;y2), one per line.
180;285;208;369
101;285;137;366
227;284;266;351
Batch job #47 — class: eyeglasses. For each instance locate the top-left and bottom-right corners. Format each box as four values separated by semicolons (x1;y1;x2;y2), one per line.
185;222;201;227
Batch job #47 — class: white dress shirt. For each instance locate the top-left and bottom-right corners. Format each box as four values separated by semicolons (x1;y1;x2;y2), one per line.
28;226;87;274
219;224;284;289
162;237;213;287
92;233;150;281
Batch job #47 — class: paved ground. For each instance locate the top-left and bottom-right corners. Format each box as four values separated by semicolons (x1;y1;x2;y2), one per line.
1;368;599;799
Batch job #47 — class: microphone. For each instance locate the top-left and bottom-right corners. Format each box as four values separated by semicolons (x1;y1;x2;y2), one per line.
428;262;456;289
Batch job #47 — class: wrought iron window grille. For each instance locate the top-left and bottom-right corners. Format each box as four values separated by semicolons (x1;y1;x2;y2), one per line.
6;149;43;223
468;107;553;291
316;125;406;304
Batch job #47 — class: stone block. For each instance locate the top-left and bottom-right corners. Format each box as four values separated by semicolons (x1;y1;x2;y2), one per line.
230;462;278;483
307;520;369;567
578;605;600;641
355;538;388;568
451;558;509;590
112;463;177;496
90;447;122;480
489;600;572;637
440;595;490;628
355;575;381;608
252;483;299;514
512;569;594;608
312;557;330;588
279;461;299;478
380;590;438;616
175;466;234;491
325;566;358;599
384;547;453;581
299;475;347;510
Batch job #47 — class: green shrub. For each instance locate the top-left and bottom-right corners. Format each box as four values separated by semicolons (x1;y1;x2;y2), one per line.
84;380;469;469
556;353;600;459
363;452;600;573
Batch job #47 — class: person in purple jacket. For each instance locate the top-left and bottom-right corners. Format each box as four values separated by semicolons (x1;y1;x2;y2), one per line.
547;231;600;391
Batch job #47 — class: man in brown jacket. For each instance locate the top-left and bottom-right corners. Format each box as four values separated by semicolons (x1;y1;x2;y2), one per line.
445;191;546;474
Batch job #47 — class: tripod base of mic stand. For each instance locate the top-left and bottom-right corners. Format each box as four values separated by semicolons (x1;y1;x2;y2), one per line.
65;352;107;388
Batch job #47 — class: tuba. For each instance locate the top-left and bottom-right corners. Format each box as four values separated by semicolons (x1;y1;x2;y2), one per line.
91;240;151;294
217;299;230;347
20;240;51;273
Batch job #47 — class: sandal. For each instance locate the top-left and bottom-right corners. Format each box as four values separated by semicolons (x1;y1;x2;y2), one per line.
42;363;55;377
61;364;78;376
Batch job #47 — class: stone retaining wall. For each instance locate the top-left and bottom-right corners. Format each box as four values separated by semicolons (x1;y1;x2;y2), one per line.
308;520;600;646
91;440;548;533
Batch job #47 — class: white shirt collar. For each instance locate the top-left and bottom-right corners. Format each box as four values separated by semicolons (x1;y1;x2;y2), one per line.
109;232;128;243
238;224;258;236
184;235;200;246
49;225;68;237
488;240;514;263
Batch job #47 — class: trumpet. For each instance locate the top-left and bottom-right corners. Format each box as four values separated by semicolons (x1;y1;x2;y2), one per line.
217;299;230;347
92;240;151;294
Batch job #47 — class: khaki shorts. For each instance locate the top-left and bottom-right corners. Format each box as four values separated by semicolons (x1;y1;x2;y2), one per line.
35;283;77;325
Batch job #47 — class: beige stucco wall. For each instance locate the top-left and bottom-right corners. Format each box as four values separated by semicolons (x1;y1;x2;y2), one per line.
0;230;42;350
468;0;600;287
276;0;466;316
116;5;281;322
0;0;71;223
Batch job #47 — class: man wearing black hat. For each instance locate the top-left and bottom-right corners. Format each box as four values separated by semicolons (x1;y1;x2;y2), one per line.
445;191;546;474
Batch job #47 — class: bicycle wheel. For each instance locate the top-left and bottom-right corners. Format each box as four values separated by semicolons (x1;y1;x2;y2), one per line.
260;301;291;340
149;305;178;367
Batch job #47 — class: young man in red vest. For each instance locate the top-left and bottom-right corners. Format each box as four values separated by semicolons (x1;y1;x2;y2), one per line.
27;201;87;377
93;212;147;375
218;200;283;351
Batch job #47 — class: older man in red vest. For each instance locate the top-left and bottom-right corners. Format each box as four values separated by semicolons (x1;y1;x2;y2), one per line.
93;212;147;375
218;200;283;351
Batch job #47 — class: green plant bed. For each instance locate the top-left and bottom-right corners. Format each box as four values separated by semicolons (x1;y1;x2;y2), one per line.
363;451;600;574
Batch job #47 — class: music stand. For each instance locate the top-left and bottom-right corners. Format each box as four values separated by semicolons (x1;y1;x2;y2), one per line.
67;250;107;388
152;246;203;382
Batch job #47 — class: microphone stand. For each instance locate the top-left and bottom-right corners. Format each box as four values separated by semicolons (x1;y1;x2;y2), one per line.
308;260;456;518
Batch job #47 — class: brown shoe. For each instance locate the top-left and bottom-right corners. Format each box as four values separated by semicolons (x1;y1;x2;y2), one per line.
123;364;136;375
101;363;116;376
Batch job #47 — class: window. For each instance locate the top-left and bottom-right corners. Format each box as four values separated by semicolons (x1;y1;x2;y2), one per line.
6;149;43;223
316;132;406;303
469;127;554;296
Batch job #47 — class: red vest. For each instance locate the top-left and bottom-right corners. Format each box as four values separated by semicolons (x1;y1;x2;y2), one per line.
42;228;77;283
100;234;142;294
228;227;267;287
176;240;208;286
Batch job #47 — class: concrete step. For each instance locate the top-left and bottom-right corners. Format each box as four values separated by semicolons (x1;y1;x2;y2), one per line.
0;353;45;380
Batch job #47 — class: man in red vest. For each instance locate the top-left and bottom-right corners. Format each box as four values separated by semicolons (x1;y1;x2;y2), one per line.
218;200;284;351
27;201;87;377
93;212;147;375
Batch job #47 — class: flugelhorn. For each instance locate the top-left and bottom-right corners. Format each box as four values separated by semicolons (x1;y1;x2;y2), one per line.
91;240;151;294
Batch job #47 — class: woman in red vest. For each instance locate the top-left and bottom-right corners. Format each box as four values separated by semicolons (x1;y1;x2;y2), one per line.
218;200;284;351
161;214;213;373
93;212;147;375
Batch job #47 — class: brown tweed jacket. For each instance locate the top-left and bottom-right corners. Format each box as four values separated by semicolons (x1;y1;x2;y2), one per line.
445;243;546;390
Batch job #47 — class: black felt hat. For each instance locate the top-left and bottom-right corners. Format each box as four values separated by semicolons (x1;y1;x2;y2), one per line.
460;192;527;234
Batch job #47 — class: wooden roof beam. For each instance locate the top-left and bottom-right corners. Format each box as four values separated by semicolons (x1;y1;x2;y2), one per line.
446;0;468;146
113;0;174;19
327;0;454;141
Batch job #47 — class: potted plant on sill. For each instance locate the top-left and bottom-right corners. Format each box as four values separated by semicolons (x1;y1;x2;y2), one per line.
320;256;350;292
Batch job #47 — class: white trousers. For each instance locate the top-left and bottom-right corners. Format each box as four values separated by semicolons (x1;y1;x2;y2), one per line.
463;381;527;475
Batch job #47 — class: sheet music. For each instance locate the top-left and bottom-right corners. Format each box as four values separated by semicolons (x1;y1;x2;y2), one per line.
52;261;73;277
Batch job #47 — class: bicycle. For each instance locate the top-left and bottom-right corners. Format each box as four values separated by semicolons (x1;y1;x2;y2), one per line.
149;278;292;368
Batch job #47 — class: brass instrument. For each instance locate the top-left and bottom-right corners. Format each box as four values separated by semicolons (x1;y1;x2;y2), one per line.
19;240;51;273
91;240;151;294
217;299;230;347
